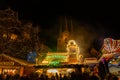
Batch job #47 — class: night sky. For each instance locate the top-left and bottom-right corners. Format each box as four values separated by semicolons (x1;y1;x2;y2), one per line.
0;1;120;51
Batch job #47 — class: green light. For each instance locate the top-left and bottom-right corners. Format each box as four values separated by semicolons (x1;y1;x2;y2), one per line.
47;55;66;59
49;61;60;66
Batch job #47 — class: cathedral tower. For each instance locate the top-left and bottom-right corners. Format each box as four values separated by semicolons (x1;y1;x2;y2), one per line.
57;17;73;52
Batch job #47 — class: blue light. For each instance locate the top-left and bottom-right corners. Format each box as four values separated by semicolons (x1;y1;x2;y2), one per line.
27;51;37;63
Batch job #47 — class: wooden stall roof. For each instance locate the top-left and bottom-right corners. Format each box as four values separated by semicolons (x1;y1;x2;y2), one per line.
0;53;35;67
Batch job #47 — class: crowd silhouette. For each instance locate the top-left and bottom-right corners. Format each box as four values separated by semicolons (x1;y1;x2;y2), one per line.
0;65;119;80
0;59;119;80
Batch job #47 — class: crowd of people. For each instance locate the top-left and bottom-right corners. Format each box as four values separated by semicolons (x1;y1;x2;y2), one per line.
0;65;119;80
0;59;119;80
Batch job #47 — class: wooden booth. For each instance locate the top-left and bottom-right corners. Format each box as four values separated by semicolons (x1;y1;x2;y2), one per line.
0;53;35;76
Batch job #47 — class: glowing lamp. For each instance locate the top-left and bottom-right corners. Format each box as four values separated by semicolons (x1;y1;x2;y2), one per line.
47;69;58;73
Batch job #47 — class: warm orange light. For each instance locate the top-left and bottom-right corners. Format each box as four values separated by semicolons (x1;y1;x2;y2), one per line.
3;34;7;38
47;69;58;73
10;34;17;40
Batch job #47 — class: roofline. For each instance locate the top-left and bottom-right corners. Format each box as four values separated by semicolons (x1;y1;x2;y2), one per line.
0;53;34;66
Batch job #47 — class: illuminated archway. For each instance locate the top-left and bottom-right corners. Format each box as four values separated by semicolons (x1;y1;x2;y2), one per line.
66;40;80;63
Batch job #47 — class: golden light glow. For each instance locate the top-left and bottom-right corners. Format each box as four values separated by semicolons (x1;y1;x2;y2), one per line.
3;34;7;38
47;69;58;73
42;61;48;64
10;34;17;40
66;40;80;63
67;69;74;72
66;40;80;53
23;32;30;39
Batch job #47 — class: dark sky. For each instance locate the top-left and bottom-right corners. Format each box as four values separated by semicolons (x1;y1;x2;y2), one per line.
0;0;120;51
0;1;119;29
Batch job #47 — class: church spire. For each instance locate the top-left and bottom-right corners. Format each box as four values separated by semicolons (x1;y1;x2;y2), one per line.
65;16;68;31
59;24;62;35
70;16;73;34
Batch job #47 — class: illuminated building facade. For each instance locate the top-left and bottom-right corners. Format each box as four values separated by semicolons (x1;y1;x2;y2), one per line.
35;39;84;77
0;8;50;60
36;40;81;65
